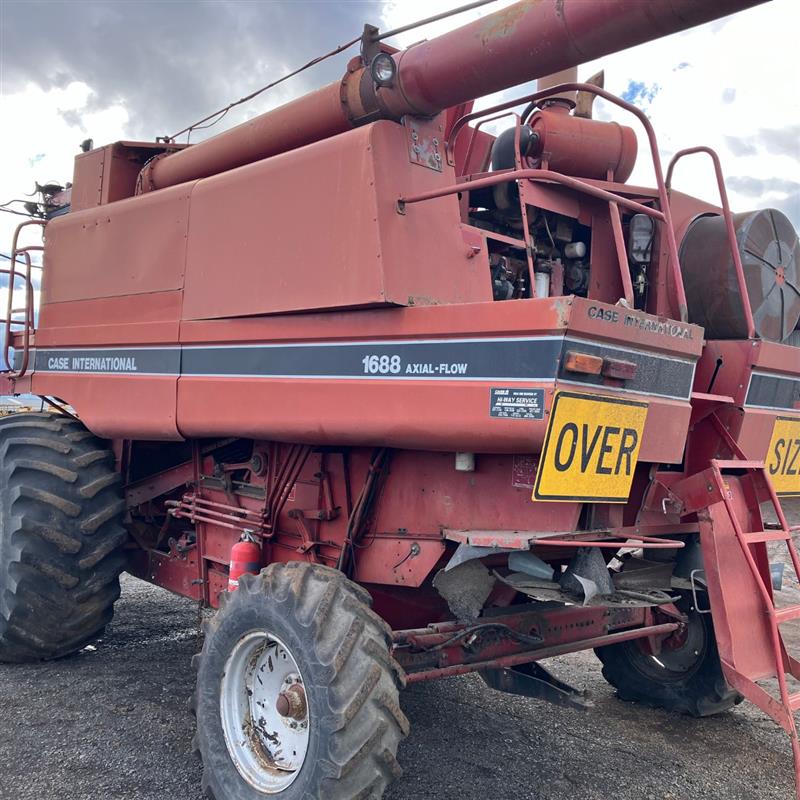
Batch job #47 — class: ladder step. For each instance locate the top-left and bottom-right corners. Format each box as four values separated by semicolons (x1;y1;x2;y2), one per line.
788;692;800;711
742;529;791;543
713;459;766;471
773;605;800;624
690;391;736;405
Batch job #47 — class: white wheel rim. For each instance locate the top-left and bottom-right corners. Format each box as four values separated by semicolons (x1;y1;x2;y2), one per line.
220;631;310;793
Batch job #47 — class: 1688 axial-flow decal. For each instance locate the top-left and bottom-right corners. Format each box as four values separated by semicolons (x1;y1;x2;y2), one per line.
24;337;696;399
533;392;648;502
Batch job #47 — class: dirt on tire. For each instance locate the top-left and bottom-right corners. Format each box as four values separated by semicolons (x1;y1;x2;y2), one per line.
0;412;127;663
192;562;408;799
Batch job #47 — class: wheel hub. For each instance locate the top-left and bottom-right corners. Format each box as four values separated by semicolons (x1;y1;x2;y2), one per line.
635;611;707;677
220;631;310;794
276;684;307;721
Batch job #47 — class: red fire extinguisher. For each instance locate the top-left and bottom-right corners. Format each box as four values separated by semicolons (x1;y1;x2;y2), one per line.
228;529;261;592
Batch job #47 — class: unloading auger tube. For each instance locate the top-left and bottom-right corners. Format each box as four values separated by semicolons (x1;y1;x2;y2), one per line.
141;0;767;191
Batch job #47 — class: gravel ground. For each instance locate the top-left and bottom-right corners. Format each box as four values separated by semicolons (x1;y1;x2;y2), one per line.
1;501;798;800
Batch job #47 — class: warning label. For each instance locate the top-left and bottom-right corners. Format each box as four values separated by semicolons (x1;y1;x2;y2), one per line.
490;388;545;420
533;391;648;502
766;416;800;497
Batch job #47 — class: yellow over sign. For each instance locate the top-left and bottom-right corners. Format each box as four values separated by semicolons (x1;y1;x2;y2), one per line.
766;416;800;497
533;391;648;502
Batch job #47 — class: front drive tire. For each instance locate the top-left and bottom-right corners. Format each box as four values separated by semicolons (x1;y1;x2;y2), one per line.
192;561;409;800
0;412;127;662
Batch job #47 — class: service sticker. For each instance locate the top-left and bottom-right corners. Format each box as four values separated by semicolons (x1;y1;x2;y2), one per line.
490;388;544;420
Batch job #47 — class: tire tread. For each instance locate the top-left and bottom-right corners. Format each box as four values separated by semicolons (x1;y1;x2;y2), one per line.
195;562;407;800
0;412;127;663
595;595;741;717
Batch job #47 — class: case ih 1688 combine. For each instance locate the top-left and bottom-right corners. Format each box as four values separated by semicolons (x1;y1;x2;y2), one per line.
3;0;800;797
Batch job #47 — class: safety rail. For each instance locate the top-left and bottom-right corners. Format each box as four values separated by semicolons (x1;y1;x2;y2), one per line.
398;169;667;220
665;146;755;339
0;266;35;369
439;82;688;320
398;168;666;307
459;110;514;177
3;219;45;378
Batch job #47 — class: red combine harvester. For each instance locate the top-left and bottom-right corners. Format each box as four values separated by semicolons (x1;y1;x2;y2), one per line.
3;0;800;797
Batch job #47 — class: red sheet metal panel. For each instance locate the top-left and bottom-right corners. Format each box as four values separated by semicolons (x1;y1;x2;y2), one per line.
30;373;181;440
25;290;697;459
173;376;691;461
43;182;193;303
36;291;182;347
694;339;800;465
70;147;106;212
371;451;579;536
171;298;694;461
180;121;489;320
70;141;187;212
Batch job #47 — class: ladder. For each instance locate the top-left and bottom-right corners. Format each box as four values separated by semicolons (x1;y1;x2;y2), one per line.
2;219;44;378
686;458;800;797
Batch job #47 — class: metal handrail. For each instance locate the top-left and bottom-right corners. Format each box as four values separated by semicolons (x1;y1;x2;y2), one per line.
399;168;663;307
398;168;666;220
459;110;516;178
4;220;45;377
2;254;35;376
0;266;35;367
666;146;755;339
446;82;688;321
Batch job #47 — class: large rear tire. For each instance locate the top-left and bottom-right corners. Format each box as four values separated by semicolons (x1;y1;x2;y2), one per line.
0;412;127;663
192;561;409;800
595;594;741;717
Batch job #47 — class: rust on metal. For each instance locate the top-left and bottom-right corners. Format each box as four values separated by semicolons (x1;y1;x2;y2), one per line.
275;684;307;721
478;0;528;44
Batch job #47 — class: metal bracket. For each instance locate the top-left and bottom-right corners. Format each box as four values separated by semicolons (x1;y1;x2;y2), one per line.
288;509;319;557
405;116;444;173
689;568;712;614
480;661;594;711
360;23;382;65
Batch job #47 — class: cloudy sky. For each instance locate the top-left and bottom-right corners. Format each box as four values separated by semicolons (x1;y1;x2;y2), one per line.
0;0;798;267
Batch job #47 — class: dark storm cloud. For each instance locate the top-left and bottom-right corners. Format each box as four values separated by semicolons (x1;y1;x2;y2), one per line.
1;0;384;141
724;125;800;160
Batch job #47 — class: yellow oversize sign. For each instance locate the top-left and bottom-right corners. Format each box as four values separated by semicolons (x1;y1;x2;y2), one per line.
533;391;648;502
766;416;800;497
